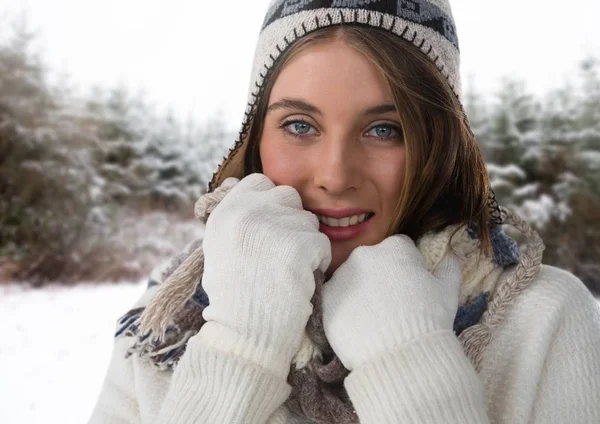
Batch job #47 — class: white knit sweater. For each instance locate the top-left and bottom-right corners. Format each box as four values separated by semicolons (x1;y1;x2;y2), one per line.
88;265;600;423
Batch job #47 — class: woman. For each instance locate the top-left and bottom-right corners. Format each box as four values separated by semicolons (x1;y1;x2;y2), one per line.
89;1;600;423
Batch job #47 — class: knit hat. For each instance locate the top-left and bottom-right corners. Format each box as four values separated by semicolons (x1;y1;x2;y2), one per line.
209;0;503;224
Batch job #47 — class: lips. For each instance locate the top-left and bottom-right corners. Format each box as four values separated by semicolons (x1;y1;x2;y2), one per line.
307;208;375;242
319;215;374;241
309;208;373;219
316;212;374;228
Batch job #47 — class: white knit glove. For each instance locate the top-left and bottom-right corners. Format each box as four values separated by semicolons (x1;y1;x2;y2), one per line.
321;234;463;372
197;173;332;380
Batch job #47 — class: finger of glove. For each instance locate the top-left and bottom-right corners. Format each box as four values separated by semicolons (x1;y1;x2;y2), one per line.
215;177;240;196
321;248;375;315
365;234;426;270
220;177;240;190
264;184;304;210
267;210;331;272
311;231;332;273
378;235;462;287
209;174;275;219
385;235;462;311
321;261;375;369
227;173;275;200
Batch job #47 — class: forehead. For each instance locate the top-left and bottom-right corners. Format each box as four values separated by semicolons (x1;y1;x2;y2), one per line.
269;39;394;110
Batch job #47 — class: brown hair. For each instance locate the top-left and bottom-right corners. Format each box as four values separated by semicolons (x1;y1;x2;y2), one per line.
236;25;493;255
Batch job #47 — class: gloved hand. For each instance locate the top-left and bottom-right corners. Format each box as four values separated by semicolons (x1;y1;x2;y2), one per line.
321;234;463;372
196;173;332;380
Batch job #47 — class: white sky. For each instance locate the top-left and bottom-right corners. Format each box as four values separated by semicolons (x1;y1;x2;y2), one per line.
2;0;599;127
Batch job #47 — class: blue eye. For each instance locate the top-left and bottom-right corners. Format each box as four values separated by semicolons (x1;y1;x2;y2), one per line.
283;120;317;137
366;125;401;139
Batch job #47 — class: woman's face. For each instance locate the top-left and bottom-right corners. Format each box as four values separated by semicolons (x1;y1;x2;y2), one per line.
259;38;407;276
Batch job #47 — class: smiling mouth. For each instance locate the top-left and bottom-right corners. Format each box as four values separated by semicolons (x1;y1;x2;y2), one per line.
317;212;375;228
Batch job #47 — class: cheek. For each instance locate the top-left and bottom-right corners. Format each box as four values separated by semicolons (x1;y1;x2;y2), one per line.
259;136;308;187
372;149;406;215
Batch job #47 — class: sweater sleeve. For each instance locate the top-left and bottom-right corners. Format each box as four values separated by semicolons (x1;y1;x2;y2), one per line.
88;279;164;424
88;336;143;424
88;255;294;424
153;336;293;424
343;329;489;423
529;269;600;423
480;265;600;424
89;322;293;424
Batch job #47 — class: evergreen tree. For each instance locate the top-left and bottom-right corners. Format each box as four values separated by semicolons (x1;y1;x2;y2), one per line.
468;60;600;291
0;19;103;281
0;21;231;283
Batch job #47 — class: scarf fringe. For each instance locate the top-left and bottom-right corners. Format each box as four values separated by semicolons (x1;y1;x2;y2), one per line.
139;178;237;339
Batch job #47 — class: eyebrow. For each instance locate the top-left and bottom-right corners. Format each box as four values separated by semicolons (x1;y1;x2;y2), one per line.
266;98;397;117
267;98;321;115
364;104;397;116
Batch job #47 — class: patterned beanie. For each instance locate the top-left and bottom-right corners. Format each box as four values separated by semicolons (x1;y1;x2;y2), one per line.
209;0;502;223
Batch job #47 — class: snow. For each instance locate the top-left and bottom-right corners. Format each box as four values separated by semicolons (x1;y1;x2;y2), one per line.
579;150;600;170
516;194;572;227
513;182;540;199
0;281;146;424
486;164;526;180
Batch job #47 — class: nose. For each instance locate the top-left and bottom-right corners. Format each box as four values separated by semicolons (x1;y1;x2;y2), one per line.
312;134;361;195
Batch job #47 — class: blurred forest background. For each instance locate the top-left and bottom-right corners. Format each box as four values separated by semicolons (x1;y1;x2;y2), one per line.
0;22;599;292
0;22;232;284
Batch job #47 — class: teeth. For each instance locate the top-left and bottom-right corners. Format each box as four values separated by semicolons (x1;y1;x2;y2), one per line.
318;213;372;228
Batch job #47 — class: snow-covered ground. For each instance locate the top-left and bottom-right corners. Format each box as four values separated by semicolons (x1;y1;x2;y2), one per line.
0;212;204;424
0;281;146;424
